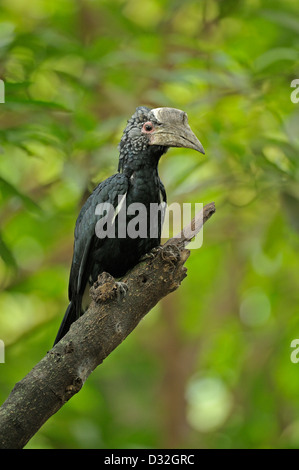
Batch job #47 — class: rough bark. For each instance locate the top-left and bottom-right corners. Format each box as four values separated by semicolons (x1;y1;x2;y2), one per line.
0;202;215;449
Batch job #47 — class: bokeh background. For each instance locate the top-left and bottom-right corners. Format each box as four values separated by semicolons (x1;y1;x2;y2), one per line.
1;0;299;449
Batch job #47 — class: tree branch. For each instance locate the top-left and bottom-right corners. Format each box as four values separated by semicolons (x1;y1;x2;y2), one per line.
0;202;215;449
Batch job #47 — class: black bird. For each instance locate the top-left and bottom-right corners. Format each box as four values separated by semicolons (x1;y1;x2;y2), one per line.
53;106;204;345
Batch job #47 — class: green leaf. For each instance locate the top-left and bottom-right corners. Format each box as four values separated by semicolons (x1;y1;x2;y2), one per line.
0;176;42;214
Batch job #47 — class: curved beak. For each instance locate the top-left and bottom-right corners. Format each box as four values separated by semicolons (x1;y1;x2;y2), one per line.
149;107;205;154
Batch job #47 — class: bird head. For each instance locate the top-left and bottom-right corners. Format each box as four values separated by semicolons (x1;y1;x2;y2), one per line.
118;106;205;172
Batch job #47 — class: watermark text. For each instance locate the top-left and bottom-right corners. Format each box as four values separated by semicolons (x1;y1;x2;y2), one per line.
290;339;299;363
95;199;203;249
0;79;4;103
290;79;299;104
0;340;5;363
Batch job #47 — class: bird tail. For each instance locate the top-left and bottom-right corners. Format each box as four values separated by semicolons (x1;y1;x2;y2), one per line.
53;301;77;346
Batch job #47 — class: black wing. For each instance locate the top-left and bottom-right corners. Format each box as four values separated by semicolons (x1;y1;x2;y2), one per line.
53;172;129;345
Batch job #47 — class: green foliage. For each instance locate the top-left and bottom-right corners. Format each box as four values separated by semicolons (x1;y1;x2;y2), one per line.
1;0;299;449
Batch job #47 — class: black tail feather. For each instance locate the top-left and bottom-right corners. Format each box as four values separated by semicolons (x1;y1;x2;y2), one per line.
53;301;77;346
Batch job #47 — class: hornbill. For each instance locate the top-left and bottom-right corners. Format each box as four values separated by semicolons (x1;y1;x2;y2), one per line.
53;106;204;345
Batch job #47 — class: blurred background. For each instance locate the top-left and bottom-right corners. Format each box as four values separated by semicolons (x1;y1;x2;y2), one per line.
0;0;299;449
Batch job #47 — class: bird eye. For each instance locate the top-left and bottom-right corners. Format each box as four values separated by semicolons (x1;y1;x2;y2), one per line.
142;121;154;133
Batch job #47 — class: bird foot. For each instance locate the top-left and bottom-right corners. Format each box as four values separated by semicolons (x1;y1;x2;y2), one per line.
115;281;128;302
140;246;163;261
90;273;128;303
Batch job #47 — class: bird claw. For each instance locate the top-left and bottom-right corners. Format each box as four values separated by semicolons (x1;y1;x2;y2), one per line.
140;246;163;261
115;281;128;301
90;274;128;304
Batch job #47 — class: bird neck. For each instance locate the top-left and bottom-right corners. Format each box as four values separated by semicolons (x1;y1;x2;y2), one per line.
118;145;167;175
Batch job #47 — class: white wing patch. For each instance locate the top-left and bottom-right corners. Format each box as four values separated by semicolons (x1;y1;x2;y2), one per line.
112;193;127;224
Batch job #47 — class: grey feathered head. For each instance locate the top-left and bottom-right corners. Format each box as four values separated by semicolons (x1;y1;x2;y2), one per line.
118;106;204;172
